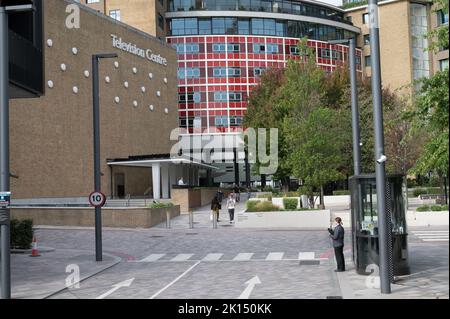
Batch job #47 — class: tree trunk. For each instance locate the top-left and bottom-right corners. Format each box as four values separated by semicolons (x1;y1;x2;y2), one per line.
319;185;325;209
260;174;266;191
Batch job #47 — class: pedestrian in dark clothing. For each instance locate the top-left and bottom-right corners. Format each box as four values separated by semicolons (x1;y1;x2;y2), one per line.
211;195;221;222
233;184;240;202
328;217;345;272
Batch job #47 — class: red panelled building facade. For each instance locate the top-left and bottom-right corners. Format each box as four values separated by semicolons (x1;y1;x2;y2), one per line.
165;0;362;135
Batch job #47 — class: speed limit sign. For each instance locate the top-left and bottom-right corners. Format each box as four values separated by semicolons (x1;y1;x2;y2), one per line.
89;191;106;207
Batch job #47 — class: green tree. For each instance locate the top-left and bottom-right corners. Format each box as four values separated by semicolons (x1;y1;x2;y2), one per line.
284;108;345;208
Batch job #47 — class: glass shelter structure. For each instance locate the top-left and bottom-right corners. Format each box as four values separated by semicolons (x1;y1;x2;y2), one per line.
349;174;410;276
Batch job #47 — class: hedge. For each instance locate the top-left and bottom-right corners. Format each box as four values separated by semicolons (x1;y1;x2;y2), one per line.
246;200;280;212
412;187;443;197
283;198;298;210
416;205;449;212
148;202;174;209
333;190;350;196
10;219;34;249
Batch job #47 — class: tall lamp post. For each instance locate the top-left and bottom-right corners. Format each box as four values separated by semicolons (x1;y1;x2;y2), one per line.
0;3;34;300
92;53;117;262
329;37;361;175
368;0;391;294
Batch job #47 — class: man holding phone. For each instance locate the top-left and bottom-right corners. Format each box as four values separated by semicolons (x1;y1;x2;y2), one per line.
328;217;345;272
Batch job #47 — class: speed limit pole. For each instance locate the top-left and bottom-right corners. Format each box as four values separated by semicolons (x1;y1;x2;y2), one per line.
92;53;116;262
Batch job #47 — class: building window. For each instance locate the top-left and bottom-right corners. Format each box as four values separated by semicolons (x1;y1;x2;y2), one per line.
363;34;370;46
254;67;265;77
289;46;299;55
214;91;228;102
439;59;449;71
177;67;200;79
179;92;201;103
158;14;164;29
173;43;200;54
230;116;242;127
87;0;100;3
362;13;369;25
229;92;242;102
199;19;211;34
212;43;239;53
437;9;449;25
266;43;279;54
365;55;371;67
215;116;228;127
109;10;121;21
213;67;227;77
253;43;266;53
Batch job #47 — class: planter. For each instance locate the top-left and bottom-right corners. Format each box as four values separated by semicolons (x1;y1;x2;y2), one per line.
406;210;449;227
236;210;331;229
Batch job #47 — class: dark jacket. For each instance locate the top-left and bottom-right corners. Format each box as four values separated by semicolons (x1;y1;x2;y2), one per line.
211;197;220;211
329;224;344;248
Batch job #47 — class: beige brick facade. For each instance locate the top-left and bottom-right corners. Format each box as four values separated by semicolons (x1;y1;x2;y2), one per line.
84;0;167;38
345;0;447;93
10;0;178;199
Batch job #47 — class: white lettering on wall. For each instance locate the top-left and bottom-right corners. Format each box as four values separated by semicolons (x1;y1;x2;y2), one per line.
111;34;167;66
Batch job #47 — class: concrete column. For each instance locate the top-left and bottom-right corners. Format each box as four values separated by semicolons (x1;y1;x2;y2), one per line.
152;163;161;200
169;163;177;196
161;163;170;199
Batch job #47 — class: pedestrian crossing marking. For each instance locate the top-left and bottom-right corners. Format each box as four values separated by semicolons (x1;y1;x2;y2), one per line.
266;252;284;260
202;253;223;261
233;253;254;261
171;254;194;261
139;254;165;262
412;230;449;242
136;252;325;263
299;252;315;260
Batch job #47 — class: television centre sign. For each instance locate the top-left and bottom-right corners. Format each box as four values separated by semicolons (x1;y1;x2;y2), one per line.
111;34;168;66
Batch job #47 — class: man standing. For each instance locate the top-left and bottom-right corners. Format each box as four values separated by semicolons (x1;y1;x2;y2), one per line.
328;217;345;272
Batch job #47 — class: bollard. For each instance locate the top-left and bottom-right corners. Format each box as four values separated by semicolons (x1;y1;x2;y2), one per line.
166;210;171;229
189;210;194;229
212;211;217;229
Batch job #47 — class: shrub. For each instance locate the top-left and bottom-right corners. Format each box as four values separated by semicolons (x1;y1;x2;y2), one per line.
416;205;430;212
283;198;298;210
246;200;259;211
442;205;449;211
426;187;442;194
246;201;280;212
257;193;272;200
148;202;174;209
10;219;34;249
413;188;428;197
430;205;443;211
333;190;350;195
283;191;300;197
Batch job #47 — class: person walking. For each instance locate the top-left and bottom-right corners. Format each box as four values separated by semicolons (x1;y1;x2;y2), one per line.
227;193;236;224
211;195;221;222
328;217;345;272
233;184;240;202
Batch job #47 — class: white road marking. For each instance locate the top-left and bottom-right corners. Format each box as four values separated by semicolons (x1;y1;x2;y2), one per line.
265;252;284;260
139;254;165;262
149;261;201;299
412;231;449;242
238;276;261;299
96;278;135;299
422;238;449;242
203;253;223;261
233;253;254;261
171;254;194;261
299;252;315;260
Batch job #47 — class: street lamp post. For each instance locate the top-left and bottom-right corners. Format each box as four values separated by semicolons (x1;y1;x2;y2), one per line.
0;3;34;300
92;53;117;262
368;0;391;294
329;38;361;175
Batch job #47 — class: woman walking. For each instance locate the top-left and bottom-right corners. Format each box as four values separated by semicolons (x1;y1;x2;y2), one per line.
227;193;236;224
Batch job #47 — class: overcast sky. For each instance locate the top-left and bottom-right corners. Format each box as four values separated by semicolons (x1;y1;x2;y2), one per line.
319;0;343;6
